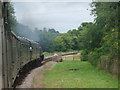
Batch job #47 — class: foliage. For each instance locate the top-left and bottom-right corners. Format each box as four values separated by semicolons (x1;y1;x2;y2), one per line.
86;2;119;66
53;33;74;51
6;2;17;32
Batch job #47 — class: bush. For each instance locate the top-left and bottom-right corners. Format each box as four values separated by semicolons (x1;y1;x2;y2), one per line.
80;50;89;61
88;51;100;67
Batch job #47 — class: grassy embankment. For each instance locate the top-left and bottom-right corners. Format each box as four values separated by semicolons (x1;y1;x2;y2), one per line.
42;57;118;88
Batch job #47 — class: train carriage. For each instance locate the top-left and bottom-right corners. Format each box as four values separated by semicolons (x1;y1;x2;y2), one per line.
0;1;4;89
0;2;44;89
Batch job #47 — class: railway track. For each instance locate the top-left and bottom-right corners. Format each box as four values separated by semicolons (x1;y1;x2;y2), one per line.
13;55;61;89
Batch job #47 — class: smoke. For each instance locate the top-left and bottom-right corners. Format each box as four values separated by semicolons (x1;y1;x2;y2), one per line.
15;23;40;42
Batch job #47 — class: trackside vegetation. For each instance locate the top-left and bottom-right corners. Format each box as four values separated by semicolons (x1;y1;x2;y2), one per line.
43;61;118;88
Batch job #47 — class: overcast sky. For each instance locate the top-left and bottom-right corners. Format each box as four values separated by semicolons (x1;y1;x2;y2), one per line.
13;2;94;33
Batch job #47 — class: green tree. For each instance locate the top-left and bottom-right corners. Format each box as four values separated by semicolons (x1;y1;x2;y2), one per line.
79;2;119;67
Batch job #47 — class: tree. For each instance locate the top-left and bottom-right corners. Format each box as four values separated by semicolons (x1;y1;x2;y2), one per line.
6;2;17;33
79;2;119;66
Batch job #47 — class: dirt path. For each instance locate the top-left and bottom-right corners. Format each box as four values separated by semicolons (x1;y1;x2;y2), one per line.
16;61;57;88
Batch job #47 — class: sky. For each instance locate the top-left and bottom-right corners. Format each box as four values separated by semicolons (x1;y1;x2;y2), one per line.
13;2;94;33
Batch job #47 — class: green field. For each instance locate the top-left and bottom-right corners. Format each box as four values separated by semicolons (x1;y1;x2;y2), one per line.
43;61;118;88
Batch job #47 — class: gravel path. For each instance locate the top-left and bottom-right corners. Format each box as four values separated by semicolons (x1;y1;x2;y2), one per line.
16;61;57;88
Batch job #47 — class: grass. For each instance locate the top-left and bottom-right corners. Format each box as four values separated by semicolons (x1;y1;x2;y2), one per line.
42;61;118;88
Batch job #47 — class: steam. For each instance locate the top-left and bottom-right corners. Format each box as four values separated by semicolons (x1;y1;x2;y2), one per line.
15;23;40;42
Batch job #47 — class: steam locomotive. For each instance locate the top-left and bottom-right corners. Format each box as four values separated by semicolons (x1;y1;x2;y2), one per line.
0;2;44;89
